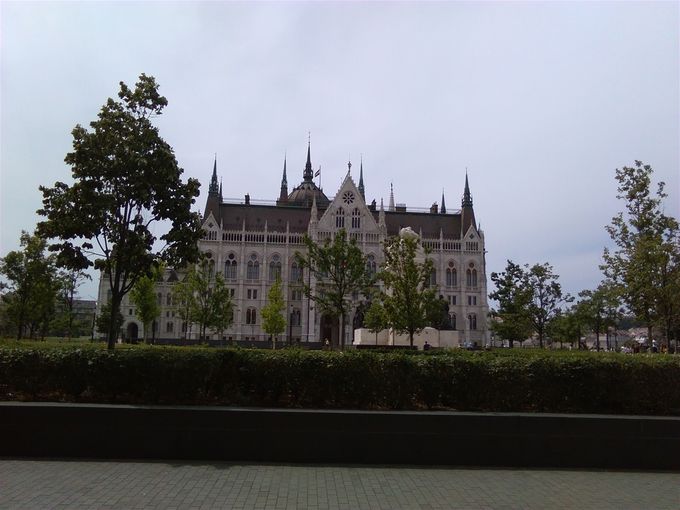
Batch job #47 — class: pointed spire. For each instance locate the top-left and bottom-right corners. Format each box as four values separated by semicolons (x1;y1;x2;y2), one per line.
462;171;473;208
440;188;446;214
358;155;365;200
379;198;386;227
388;183;395;212
303;137;313;181
278;154;289;203
209;155;219;196
310;195;318;222
347;158;352;176
219;178;223;201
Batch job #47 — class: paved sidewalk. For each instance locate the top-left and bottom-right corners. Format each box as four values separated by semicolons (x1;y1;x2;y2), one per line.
0;459;678;509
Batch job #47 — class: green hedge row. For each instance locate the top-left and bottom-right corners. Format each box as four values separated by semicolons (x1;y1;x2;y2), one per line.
1;342;679;415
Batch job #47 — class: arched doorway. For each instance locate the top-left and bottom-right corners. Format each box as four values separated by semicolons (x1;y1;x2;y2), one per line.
126;322;139;342
320;314;339;348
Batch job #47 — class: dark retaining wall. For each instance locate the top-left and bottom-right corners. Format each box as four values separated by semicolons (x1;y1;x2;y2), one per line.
1;402;679;469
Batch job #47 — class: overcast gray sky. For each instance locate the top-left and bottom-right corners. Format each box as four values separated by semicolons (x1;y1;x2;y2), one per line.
2;1;678;302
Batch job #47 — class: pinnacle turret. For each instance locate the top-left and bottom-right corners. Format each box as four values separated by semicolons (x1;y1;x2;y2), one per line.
462;172;473;208
209;156;219;196
388;183;395;212
441;189;446;214
358;156;365;200
303;139;313;181
279;155;289;203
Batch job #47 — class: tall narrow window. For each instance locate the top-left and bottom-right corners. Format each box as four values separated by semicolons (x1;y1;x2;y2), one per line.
335;207;345;228
468;314;477;330
446;262;457;287
351;208;361;229
225;253;237;280
247;254;259;280
450;313;457;330
291;308;301;326
366;254;376;276
269;254;282;281
246;308;257;325
291;262;302;282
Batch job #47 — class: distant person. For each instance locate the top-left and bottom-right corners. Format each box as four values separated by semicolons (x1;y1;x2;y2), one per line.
423;341;431;351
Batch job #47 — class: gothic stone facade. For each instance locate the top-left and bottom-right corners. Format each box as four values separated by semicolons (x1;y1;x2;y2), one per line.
99;145;489;346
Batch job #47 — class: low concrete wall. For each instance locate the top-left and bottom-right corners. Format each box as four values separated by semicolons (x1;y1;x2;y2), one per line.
1;402;678;469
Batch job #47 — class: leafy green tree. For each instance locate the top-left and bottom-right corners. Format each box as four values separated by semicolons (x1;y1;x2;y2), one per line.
37;74;202;349
179;259;213;340
209;273;234;342
363;299;388;345
489;260;533;348
129;267;161;343
0;231;58;339
576;284;621;351
378;234;438;347
525;263;570;348
96;301;124;339
261;277;286;349
602;161;680;349
296;229;374;349
172;271;193;340
51;268;91;338
547;307;584;350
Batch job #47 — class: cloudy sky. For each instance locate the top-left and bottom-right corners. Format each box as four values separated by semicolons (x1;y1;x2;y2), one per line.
1;1;678;302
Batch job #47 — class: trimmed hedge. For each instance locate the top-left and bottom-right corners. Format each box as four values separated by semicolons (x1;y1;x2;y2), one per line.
1;341;679;415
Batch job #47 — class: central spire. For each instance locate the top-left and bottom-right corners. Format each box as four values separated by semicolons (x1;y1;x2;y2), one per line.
208;155;219;196
358;156;365;200
462;171;473;208
303;137;313;181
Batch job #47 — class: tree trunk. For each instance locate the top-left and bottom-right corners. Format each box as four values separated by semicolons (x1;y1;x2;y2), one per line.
409;330;414;348
107;294;121;350
340;313;345;350
596;330;600;351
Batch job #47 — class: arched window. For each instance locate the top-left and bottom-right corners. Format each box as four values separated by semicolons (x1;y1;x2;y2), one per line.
166;294;172;306
269;254;282;281
166;322;174;333
224;253;237;280
366;254;377;276
291;308;301;326
291;261;302;282
351;208;361;229
335;207;345;228
246;307;257;325
468;314;477;330
208;259;215;280
446;262;457;287
157;292;162;305
450;313;457;330
466;263;477;288
247;254;259;280
428;269;437;287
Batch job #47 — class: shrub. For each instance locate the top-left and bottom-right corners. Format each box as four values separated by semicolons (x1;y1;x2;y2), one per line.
1;341;679;415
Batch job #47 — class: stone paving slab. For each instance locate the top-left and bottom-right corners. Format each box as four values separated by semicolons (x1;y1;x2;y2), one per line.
0;459;678;509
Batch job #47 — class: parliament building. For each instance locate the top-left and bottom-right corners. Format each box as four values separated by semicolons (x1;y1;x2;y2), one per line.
99;142;489;347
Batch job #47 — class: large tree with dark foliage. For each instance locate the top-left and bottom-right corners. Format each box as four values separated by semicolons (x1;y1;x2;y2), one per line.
602;161;680;350
0;231;58;339
38;75;203;349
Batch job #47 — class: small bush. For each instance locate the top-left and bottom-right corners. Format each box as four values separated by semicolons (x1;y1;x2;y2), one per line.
1;341;679;415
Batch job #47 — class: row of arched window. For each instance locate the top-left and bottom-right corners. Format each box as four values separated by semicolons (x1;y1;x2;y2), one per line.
445;314;477;330
444;262;478;288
